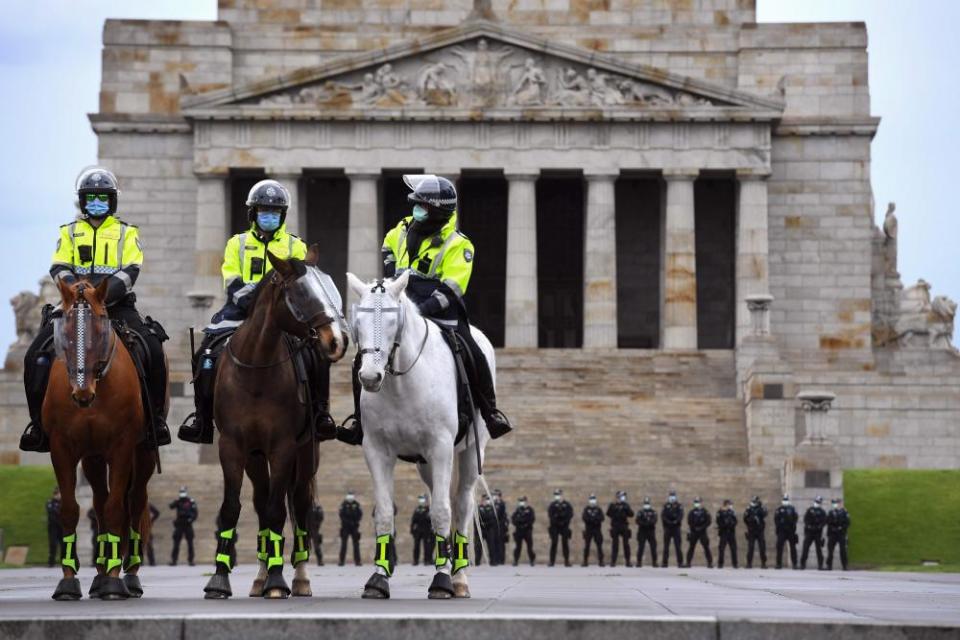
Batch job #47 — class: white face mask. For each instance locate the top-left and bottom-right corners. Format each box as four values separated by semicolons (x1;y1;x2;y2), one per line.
589;499;597;506
619;495;626;502
669;496;677;503
782;501;789;507
554;495;561;502
518;501;527;508
346;494;355;502
418;499;426;506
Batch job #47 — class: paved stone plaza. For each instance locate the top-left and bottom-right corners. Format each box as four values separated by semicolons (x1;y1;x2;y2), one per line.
1;565;958;638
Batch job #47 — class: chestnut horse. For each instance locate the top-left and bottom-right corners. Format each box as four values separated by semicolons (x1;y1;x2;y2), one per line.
203;247;348;600
46;278;158;601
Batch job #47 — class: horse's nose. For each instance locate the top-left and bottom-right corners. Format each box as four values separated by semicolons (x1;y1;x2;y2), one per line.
359;371;383;387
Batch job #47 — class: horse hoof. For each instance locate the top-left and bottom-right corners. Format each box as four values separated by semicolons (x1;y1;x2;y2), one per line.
427;572;454;600
264;588;289;600
98;576;131;600
123;574;143;598
262;569;290;599
88;574;104;599
453;583;471;599
248;579;265;598
52;577;82;601
292;578;312;597
204;573;233;599
362;573;390;599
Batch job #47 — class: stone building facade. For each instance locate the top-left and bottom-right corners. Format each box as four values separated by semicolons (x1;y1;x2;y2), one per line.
1;1;957;562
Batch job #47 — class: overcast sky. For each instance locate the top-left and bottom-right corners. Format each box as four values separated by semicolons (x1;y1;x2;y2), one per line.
0;1;957;350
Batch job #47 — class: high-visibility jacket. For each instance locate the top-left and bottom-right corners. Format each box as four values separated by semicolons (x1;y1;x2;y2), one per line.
50;215;142;306
382;212;474;301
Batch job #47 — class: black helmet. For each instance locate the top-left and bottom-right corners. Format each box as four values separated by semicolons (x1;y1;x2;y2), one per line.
404;174;457;214
246;179;290;225
75;166;120;216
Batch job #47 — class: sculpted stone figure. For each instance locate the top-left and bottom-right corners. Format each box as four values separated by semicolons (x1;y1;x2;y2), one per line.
553;67;591;106
882;202;899;276
930;295;957;351
5;290;41;371
417;62;457;106
449;38;513;107
895;279;957;350
586;68;624;106
510;58;546;106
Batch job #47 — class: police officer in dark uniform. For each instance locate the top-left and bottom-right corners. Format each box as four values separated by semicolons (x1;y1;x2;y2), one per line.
661;491;684;568
493;489;508;566
547;489;573;567
511;496;536;566
146;503;159;566
635;496;658;568
800;496;827;570
774;494;799;569
607;490;635;567
309;503;325;566
46;487;62;567
410;494;433;565
685;497;713;568
743;495;768;569
169;486;197;566
826;498;851;571
478;494;498;565
338;491;363;566
581;494;605;567
716;499;739;569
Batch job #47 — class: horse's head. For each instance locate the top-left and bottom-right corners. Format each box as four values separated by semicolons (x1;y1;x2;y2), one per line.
346;270;411;393
53;277;116;407
265;246;349;362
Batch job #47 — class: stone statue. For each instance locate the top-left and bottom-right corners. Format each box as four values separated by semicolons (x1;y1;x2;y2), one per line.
417;62;457;106
618;79;674;106
510;58;546;106
5;290;41;371
895;279;957;350
930;295;957;351
552;67;591;106
586;68;624;106
449;38;513;107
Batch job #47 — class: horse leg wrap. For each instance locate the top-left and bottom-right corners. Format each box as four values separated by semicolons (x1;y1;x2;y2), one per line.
124;529;142;571
257;528;269;563
61;533;78;573
97;532;123;573
215;528;237;572
453;531;470;575
434;534;451;569
266;530;285;570
374;534;396;577
291;527;309;565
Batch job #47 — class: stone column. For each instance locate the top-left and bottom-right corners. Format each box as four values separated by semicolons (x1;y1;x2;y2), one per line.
269;168;303;237
746;294;774;337
788;390;843;502
187;172;229;316
345;170;381;302
736;170;771;345
504;170;539;347
583;170;618;348
662;169;699;350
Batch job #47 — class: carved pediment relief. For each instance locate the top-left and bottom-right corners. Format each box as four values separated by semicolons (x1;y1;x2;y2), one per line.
250;38;722;111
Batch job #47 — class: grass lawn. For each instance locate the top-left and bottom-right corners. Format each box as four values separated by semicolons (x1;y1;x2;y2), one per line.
845;469;960;571
0;466;57;565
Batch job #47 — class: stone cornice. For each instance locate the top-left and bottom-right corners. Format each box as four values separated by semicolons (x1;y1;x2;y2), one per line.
774;116;880;137
89;113;191;134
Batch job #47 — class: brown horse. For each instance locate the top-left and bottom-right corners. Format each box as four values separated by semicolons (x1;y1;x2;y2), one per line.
46;278;157;601
203;247;348;600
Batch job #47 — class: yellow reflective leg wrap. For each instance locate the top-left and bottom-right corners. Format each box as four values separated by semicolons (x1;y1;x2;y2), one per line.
124;529;142;571
374;534;395;577
257;528;269;562
434;534;451;568
102;532;122;573
215;528;236;571
266;530;284;570
96;533;107;566
292;527;309;565
453;531;469;575
61;533;78;573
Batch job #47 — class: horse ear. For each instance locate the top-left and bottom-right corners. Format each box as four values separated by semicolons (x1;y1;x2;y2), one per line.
56;277;75;308
267;250;293;278
93;277;110;304
386;269;410;299
346;272;367;299
305;243;321;266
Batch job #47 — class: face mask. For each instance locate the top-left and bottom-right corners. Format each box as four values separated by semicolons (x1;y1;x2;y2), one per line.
644;504;651;510
589;499;597;506
257;212;281;231
518;501;526;508
554;495;561;502
85;199;110;217
669;496;677;503
619;495;626;502
419;499;426;505
694;503;701;509
346;494;355;501
412;204;429;222
782;501;789;507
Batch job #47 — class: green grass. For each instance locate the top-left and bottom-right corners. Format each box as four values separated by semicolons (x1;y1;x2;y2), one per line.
845;469;960;570
0;466;58;565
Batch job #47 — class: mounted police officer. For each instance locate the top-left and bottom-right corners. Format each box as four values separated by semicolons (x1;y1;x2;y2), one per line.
635;496;658;568
337;174;512;446
178;178;336;444
826;498;850;571
309;503;324;566
511;496;536;566
685;497;713;568
547;488;573;567
800;496;827;570
607;490;634;567
339;491;363;566
477;494;498;565
716;499;739;569
661;491;684;568
581;494;605;566
20;166;171;452
169;486;197;566
774;494;799;569
743;495;768;569
46;487;62;567
410;494;433;565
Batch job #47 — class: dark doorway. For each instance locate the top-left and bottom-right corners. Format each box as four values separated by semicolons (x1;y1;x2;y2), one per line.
228;169;267;235
536;172;584;348
457;171;507;347
379;168;424;240
694;176;736;349
615;174;661;348
304;170;350;299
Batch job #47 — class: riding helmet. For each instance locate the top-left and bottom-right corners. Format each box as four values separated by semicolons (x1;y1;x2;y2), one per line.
246;179;290;225
75;166;120;216
403;174;457;215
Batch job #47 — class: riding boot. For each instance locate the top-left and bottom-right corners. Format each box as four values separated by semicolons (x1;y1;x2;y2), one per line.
178;347;217;444
462;333;513;439
20;337;54;452
311;360;337;441
336;353;364;446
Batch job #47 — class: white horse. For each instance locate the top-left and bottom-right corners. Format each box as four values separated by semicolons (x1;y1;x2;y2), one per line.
346;271;491;599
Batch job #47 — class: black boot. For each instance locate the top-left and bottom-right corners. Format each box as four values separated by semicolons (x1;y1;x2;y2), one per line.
179;352;216;444
483;408;513;439
337;353;364;446
19;422;49;453
151;416;172;447
178;412;213;444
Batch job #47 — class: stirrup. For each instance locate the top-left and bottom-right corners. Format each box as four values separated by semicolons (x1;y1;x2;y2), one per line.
177;413;213;444
485;409;512;439
336;416;363;446
314;412;338;442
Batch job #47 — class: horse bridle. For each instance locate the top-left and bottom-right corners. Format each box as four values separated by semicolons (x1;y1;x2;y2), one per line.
62;291;118;387
351;280;427;377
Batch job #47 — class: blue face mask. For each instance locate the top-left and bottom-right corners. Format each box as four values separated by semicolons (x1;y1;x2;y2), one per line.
85;199;110;217
256;212;281;232
412;204;428;222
